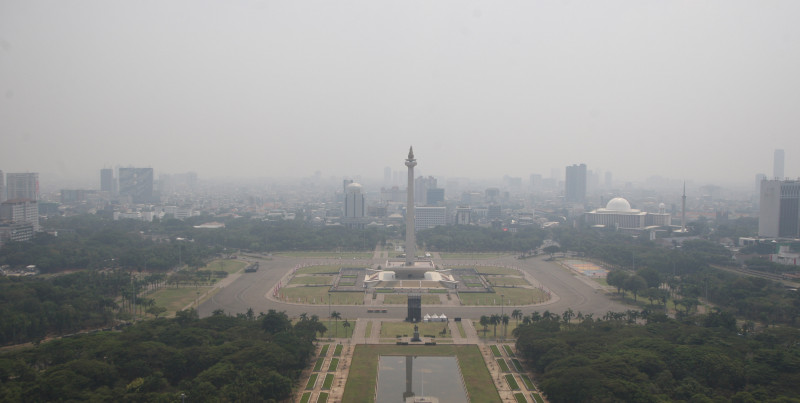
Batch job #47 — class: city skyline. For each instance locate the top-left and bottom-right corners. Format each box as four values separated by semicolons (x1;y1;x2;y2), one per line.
3;2;800;186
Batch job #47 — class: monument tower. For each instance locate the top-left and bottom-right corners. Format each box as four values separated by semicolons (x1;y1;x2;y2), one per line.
405;147;417;266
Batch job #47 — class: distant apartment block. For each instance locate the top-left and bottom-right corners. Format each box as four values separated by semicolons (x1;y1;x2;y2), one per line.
415;206;447;231
100;168;115;193
0;199;40;232
565;164;587;203
6;172;39;201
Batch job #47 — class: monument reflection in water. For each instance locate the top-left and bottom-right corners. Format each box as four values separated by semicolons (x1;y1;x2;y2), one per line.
376;356;468;403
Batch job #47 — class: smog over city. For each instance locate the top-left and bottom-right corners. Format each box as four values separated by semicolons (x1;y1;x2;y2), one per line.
3;2;800;403
2;1;800;189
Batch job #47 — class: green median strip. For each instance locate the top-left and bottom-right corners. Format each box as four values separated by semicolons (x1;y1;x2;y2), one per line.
306;373;318;390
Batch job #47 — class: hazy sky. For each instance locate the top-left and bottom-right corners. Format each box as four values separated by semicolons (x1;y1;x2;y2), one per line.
2;1;799;187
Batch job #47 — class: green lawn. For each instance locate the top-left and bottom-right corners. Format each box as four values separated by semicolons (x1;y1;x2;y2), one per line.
457;288;547;306
149;286;212;316
328;358;339;371
514;393;527;403
488;277;531;287
342;344;501;403
306;373;319;390
365;321;372;338
201;259;247;275
280;288;364;305
456;321;466;338
277;251;372;259
319;344;330;357
478;266;521;275
296;265;343;275
300;392;311;403
313;358;324;372
512;358;524;372
521;374;536;391
322;374;334;390
490;345;502;357
320;320;353;338
506;374;521;391
333;344;343;357
503;345;515;357
380;322;452;338
316;392;329;403
289;275;335;285
440;253;510;259
532;392;545;403
497;359;511;372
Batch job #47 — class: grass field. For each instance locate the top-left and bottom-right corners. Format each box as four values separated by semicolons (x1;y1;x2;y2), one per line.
289;275;335;285
456;321;466;338
300;392;311;403
328;358;339;371
342;344;501;403
380;322;452;338
333;344;343;357
306;373;318;390
280;287;364;305
440;253;510;259
478;266;521;275
503;345;515;357
322;374;334;390
296;265;343;275
532;392;545;403
316;392;329;403
319;344;330;357
150;286;212;316
202;259;247;274
506;374;521;391
313;358;324;372
497;359;511;372
490;345;502;357
365;321;372;338
382;294;442;305
512;358;524;372
457;287;547;306
488;277;531;287
276;251;372;259
521;374;536;390
514;392;527;403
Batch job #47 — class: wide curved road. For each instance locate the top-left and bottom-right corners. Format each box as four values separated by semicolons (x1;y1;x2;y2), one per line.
198;255;628;320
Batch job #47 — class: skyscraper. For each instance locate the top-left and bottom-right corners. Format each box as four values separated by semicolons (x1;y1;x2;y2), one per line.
405;147;417;266
118;168;154;204
100;168;115;193
759;179;800;238
6;172;39;201
342;182;366;229
774;149;785;180
565;164;587;203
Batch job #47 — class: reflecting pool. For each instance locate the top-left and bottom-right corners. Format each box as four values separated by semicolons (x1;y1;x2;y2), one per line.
375;355;468;403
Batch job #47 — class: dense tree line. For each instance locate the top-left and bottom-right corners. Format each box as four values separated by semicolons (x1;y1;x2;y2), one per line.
417;225;545;253
0;309;324;402
515;311;800;402
0;271;133;345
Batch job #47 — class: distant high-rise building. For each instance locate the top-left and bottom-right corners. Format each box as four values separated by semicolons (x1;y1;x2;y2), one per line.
118;168;154;204
415;206;447;231
774;149;785;180
414;176;437;204
343;182;366;229
455;206;472;225
565;164;587;203
384;167;392;186
485;188;500;203
100;168;115;193
755;173;766;194
759;179;800;238
426;188;444;205
6;172;39;201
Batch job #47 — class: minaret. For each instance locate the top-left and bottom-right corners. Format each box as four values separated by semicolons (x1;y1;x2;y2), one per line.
405;147;417;266
681;182;687;233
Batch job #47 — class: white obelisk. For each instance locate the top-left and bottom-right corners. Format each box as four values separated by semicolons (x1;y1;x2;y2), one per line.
405;147;417;266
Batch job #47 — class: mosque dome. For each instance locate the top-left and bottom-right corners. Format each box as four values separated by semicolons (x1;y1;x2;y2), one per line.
606;197;632;211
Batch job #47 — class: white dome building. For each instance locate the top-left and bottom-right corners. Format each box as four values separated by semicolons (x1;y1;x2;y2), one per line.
584;197;671;232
